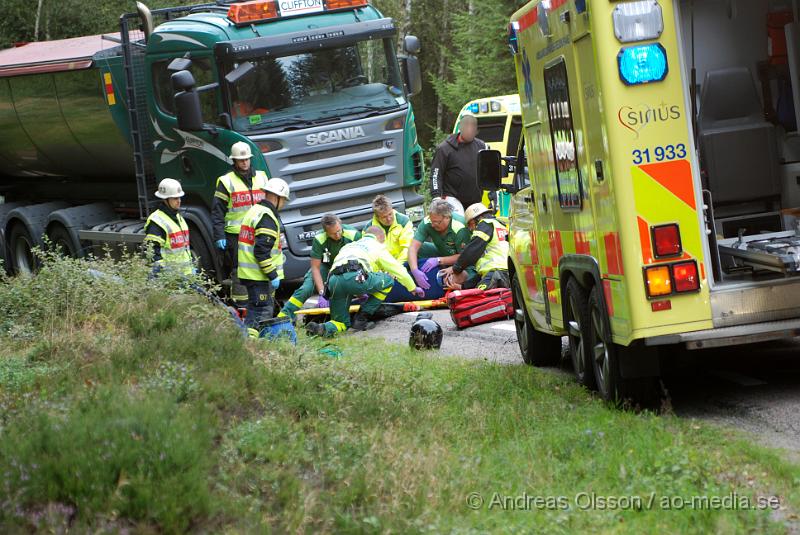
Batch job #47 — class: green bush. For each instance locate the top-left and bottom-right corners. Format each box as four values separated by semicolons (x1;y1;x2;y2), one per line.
0;388;213;533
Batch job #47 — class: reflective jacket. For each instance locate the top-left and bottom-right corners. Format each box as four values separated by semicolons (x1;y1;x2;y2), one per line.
144;208;193;275
237;203;284;281
370;210;414;262
331;235;416;292
214;169;269;235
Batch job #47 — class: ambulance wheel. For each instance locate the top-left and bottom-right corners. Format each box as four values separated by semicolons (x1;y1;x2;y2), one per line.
512;273;560;366
587;285;659;407
565;278;596;389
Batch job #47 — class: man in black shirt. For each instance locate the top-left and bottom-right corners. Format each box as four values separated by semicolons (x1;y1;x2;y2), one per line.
429;114;488;209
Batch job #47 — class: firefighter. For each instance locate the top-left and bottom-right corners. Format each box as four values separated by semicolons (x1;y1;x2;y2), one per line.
237;178;290;338
305;226;424;337
143;178;194;277
278;213;361;321
407;198;472;290
370;194;414;262
440;203;510;291
212;141;270;306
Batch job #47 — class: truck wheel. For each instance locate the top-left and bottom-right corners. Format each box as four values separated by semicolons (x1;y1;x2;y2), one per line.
587;285;659;407
565;278;595;389
512;273;561;366
188;226;215;279
8;223;37;275
47;225;79;258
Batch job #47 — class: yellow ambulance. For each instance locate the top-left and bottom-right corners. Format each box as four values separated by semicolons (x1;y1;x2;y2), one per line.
454;94;523;218
479;0;800;404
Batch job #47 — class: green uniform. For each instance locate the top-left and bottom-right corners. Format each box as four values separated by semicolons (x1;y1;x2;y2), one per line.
413;213;471;258
321;235;416;335
279;225;361;319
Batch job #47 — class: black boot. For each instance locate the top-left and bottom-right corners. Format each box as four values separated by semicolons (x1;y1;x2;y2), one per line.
350;312;375;332
305;321;327;337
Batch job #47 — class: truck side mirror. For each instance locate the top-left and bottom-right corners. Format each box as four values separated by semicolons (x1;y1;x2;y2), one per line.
404;35;421;55
174;89;203;131
225;61;255;85
167;57;192;73
400;55;422;97
171;69;196;92
478;149;504;191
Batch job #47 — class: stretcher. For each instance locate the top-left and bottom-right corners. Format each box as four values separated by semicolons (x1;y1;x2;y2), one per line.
717;229;800;276
295;298;448;317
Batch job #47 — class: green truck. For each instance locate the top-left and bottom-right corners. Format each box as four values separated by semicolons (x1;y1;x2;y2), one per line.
0;0;424;280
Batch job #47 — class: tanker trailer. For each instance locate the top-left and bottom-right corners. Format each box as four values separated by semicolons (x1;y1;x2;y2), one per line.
0;0;425;279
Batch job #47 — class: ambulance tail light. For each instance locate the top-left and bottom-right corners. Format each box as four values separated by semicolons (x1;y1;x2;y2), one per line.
644;265;672;298
652;223;681;258
618;43;668;85
672;261;700;293
612;0;664;43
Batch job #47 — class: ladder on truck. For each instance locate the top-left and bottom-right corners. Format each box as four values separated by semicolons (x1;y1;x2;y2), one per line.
119;11;158;220
118;3;216;220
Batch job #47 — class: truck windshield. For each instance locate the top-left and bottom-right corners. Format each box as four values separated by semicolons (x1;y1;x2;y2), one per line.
226;37;406;132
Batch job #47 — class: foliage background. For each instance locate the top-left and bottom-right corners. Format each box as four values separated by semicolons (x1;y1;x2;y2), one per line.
0;0;525;151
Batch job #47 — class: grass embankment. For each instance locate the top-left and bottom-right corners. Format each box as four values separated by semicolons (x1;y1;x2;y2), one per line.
0;254;798;533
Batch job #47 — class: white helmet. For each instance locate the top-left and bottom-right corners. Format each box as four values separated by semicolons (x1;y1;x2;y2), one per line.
155;178;185;199
464;202;492;223
264;177;290;200
229;141;253;160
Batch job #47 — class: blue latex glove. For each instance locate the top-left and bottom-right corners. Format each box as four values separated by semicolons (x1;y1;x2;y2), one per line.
411;287;425;298
420;257;440;273
271;278;281;290
411;268;431;290
215;239;227;250
317;295;329;309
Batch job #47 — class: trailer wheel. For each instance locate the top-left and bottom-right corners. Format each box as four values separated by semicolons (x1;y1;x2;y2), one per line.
8;223;37;275
188;225;215;279
47;224;79;258
512;273;561;366
565;278;596;389
587;285;659;408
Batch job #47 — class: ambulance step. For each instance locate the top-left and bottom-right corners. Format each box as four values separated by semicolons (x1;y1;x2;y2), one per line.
644;317;800;350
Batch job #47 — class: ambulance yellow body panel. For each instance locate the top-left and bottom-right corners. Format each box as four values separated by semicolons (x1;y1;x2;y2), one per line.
490;0;800;402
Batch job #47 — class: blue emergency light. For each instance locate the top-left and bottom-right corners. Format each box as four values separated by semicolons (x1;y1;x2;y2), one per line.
617;43;668;86
469;103;480;114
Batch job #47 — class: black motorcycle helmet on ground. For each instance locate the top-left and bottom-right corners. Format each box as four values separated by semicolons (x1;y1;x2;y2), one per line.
409;312;443;350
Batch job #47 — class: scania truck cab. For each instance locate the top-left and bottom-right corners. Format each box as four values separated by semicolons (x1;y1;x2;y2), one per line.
0;0;424;281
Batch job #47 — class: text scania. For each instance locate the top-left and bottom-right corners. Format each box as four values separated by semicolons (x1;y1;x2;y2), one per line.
306;126;367;146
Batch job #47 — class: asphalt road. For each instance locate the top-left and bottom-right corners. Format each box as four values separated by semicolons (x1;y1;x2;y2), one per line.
347;308;800;459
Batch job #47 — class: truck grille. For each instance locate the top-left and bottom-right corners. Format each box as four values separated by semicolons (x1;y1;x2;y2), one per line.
293;175;386;198
292;158;384;182
288;140;384;164
299;193;380;216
